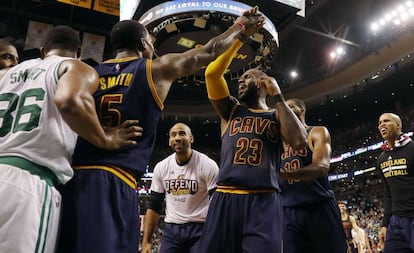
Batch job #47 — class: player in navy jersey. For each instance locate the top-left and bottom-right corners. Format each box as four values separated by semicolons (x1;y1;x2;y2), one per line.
338;201;360;253
279;98;347;253
196;38;307;252
376;113;414;253
0;25;140;253
57;7;266;253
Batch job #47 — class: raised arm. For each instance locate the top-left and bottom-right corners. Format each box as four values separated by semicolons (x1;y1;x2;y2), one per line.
151;6;265;102
263;79;307;150
204;40;243;122
281;126;331;180
55;59;141;150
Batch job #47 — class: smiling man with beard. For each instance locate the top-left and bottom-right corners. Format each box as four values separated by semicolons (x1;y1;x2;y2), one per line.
377;112;414;253
142;123;219;253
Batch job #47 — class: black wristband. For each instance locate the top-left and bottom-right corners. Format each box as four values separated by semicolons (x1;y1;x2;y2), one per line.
238;33;249;42
272;93;285;103
148;191;165;214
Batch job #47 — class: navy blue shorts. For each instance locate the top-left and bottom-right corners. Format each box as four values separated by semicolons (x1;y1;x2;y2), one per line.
56;169;139;253
197;191;282;253
282;198;348;253
384;215;414;252
160;222;204;253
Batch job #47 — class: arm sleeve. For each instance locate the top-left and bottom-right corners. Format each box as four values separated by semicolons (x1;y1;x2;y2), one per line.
205;39;243;100
147;191;165;214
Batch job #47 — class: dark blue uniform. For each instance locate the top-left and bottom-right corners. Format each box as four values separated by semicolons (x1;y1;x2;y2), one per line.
377;135;414;253
342;215;358;253
197;105;284;253
57;57;163;253
279;127;347;253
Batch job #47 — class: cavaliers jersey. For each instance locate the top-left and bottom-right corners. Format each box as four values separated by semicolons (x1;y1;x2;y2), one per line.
279;127;335;207
217;105;283;190
72;57;163;178
342;215;353;240
0;56;78;184
377;138;414;225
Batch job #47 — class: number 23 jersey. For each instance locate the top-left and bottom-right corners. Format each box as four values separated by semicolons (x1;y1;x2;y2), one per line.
218;105;283;190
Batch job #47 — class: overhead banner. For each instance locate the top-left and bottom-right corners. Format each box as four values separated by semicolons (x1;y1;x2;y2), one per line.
24;21;54;50
93;0;119;16
81;32;106;63
138;0;278;45
57;0;92;9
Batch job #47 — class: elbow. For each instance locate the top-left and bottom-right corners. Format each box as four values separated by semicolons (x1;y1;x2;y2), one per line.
290;136;308;150
318;164;330;177
55;94;82;116
205;64;221;80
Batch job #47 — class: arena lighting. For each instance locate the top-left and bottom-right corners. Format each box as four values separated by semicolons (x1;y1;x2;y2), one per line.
370;1;414;34
139;0;278;43
138;0;278;85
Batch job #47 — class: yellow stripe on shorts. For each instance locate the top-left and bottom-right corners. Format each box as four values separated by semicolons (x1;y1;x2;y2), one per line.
73;165;137;189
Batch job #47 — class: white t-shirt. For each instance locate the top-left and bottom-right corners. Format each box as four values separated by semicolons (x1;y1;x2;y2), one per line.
151;149;219;224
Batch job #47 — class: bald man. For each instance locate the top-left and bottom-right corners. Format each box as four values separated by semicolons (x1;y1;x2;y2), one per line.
377;113;414;252
142;123;219;253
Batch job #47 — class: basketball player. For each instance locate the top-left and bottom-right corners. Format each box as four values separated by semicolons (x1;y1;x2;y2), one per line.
0;26;141;253
142;123;219;253
0;39;19;78
57;7;266;253
279;98;348;253
196;37;308;252
338;201;360;253
377;113;414;252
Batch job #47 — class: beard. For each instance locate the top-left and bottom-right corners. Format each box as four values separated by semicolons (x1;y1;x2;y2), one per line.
239;86;259;103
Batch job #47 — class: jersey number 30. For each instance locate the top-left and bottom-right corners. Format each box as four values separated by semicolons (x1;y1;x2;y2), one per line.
0;88;45;137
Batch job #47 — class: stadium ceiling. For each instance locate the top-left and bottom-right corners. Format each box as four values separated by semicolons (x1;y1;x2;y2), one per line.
1;0;413;124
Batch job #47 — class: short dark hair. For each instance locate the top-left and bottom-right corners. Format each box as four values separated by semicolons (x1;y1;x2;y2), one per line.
0;38;14;48
110;20;148;52
289;98;306;111
337;200;347;205
42;25;81;53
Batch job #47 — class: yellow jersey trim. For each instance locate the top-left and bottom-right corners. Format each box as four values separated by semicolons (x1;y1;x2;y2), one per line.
216;185;276;194
73;165;137;189
221;104;239;137
146;60;164;110
104;56;139;63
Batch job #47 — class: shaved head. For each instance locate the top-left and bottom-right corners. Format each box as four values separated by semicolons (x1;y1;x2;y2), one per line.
170;123;192;136
378;112;402;143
